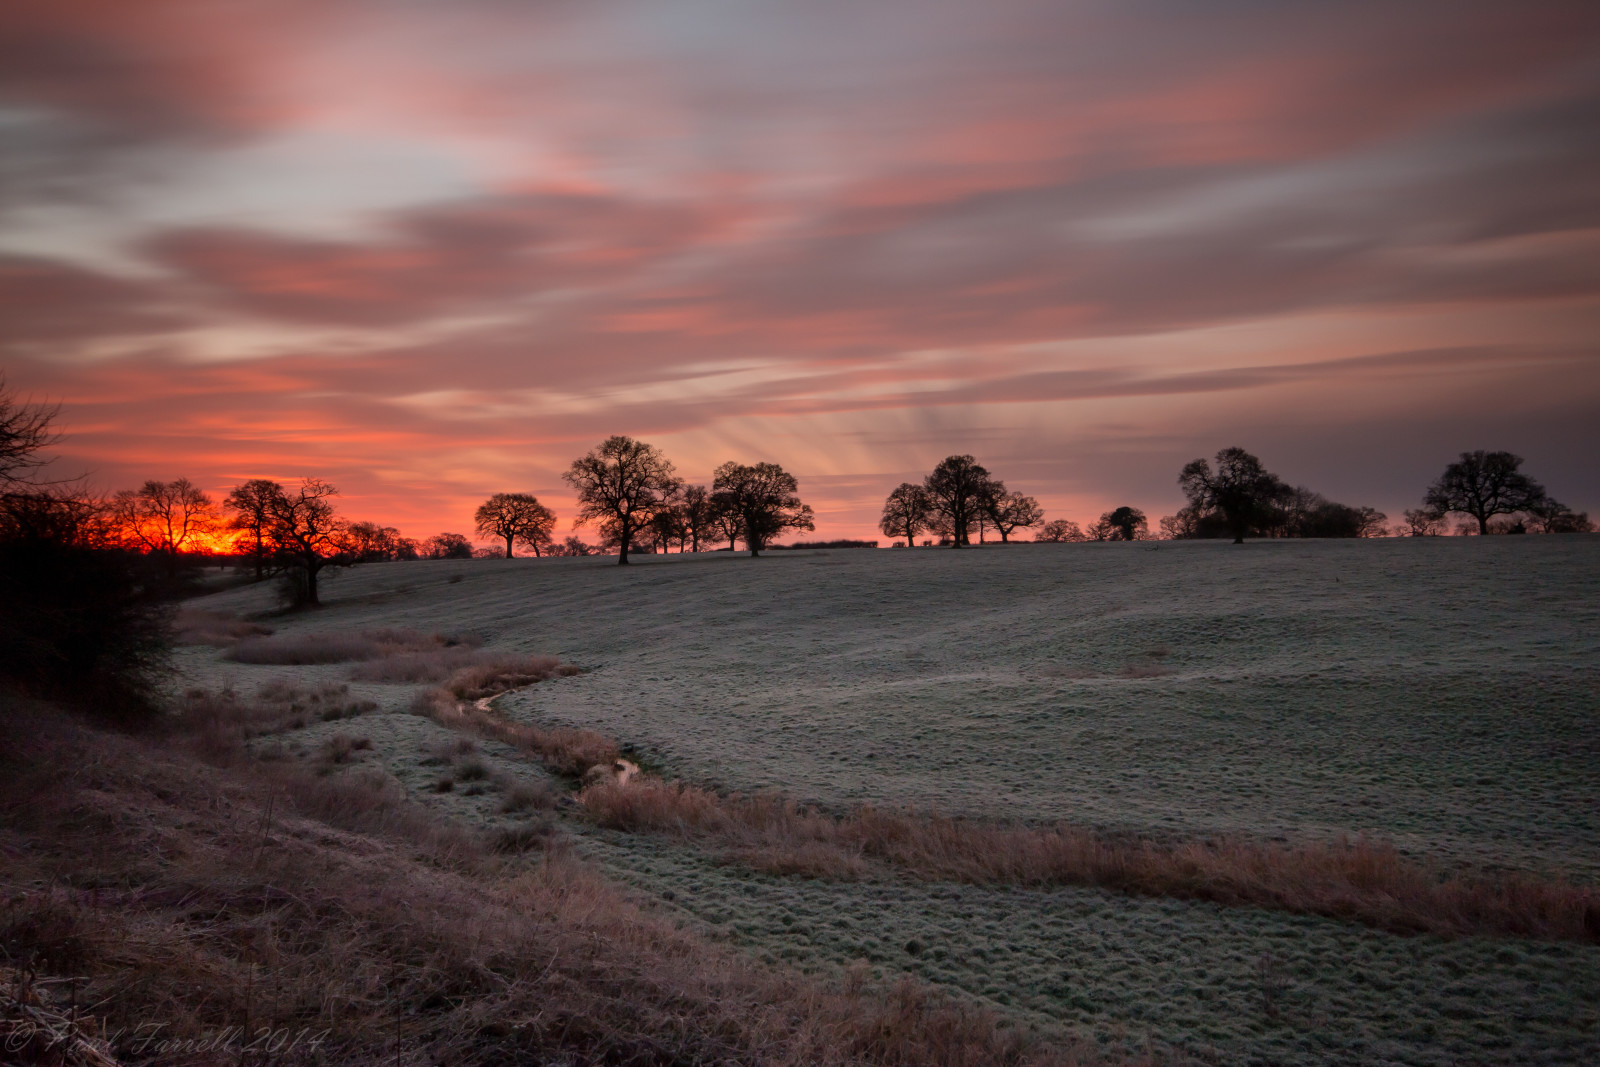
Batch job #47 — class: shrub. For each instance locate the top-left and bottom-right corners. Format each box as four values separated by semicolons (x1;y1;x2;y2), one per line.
0;540;170;719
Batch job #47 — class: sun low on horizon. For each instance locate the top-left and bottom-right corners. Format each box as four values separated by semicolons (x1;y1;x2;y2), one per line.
4;0;1598;545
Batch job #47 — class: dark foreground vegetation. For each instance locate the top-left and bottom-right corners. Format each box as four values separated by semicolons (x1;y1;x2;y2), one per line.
2;692;1127;1067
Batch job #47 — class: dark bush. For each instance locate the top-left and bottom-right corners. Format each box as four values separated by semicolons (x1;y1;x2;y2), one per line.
0;537;170;719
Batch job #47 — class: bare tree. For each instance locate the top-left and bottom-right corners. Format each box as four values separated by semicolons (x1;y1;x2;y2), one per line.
1036;518;1084;542
986;491;1043;542
712;461;815;556
225;478;284;580
1524;497;1593;534
710;493;742;552
679;485;717;552
0;376;59;490
648;501;686;553
265;478;346;606
345;522;406;561
474;492;557;558
560;535;596;556
563;436;681;565
1423;451;1548;536
111;478;218;572
879;483;932;547
923;455;991;548
1178;447;1289;544
1401;508;1446;537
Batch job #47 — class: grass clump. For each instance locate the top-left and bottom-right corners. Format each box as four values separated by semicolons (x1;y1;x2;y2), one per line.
581;777;1600;943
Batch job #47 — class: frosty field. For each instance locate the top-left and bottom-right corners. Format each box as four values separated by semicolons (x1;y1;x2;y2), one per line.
180;536;1600;1064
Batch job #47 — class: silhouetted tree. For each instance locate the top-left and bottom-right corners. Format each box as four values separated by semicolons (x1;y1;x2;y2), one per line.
1271;487;1387;539
345;521;406;562
1178;447;1289;544
648;501;686;553
985;490;1043;543
712;461;815;556
111;478;218;576
424;532;474;560
1401;507;1447;537
1159;508;1202;539
562;536;596;556
924;455;991;548
264;478;346;606
1423;451;1548;536
1;387;168;715
474;492;557;558
0;376;58;487
709;493;742;552
879;483;932;547
1036;518;1084;542
225;478;283;580
678;485;717;552
1090;506;1147;541
563;436;681;565
1524;497;1593;534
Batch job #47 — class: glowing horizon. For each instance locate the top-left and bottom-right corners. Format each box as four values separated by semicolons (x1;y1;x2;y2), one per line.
4;1;1597;544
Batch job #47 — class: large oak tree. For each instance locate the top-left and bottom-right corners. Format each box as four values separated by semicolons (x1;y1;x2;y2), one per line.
563;436;681;565
712;461;814;556
923;455;993;548
1423;451;1547;536
1178;447;1288;544
474;492;557;558
878;482;932;546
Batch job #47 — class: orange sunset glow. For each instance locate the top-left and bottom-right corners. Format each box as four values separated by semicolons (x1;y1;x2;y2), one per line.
3;0;1598;542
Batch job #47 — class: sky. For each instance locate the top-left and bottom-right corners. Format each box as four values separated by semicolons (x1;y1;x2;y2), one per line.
3;0;1598;543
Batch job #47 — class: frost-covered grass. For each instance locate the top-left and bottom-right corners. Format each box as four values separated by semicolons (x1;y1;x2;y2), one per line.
174;537;1600;1064
578;830;1600;1067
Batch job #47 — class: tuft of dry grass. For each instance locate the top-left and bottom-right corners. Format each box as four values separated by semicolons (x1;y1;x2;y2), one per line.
409;659;609;779
173;607;272;647
0;691;1134;1067
229;627;479;665
172;684;375;762
499;779;558;813
581;777;1600;943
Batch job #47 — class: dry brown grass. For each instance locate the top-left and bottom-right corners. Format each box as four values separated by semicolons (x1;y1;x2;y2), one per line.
172;607;272;648
229;627;479;665
411;674;615;779
173;685;375;762
581;777;1600;943
0;691;1137;1067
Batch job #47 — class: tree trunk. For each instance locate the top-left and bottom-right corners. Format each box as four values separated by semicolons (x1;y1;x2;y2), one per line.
304;553;320;606
618;519;631;564
505;534;515;559
1476;513;1489;535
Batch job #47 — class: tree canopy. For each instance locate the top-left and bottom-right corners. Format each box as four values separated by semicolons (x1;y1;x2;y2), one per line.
923;455;993;548
474;492;557;558
1091;506;1148;541
1423;451;1548;536
712;461;814;556
563;436;681;565
1178;447;1290;543
879;482;932;546
985;491;1043;543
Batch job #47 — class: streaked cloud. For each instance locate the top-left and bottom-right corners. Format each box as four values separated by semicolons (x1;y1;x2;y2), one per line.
3;0;1597;538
